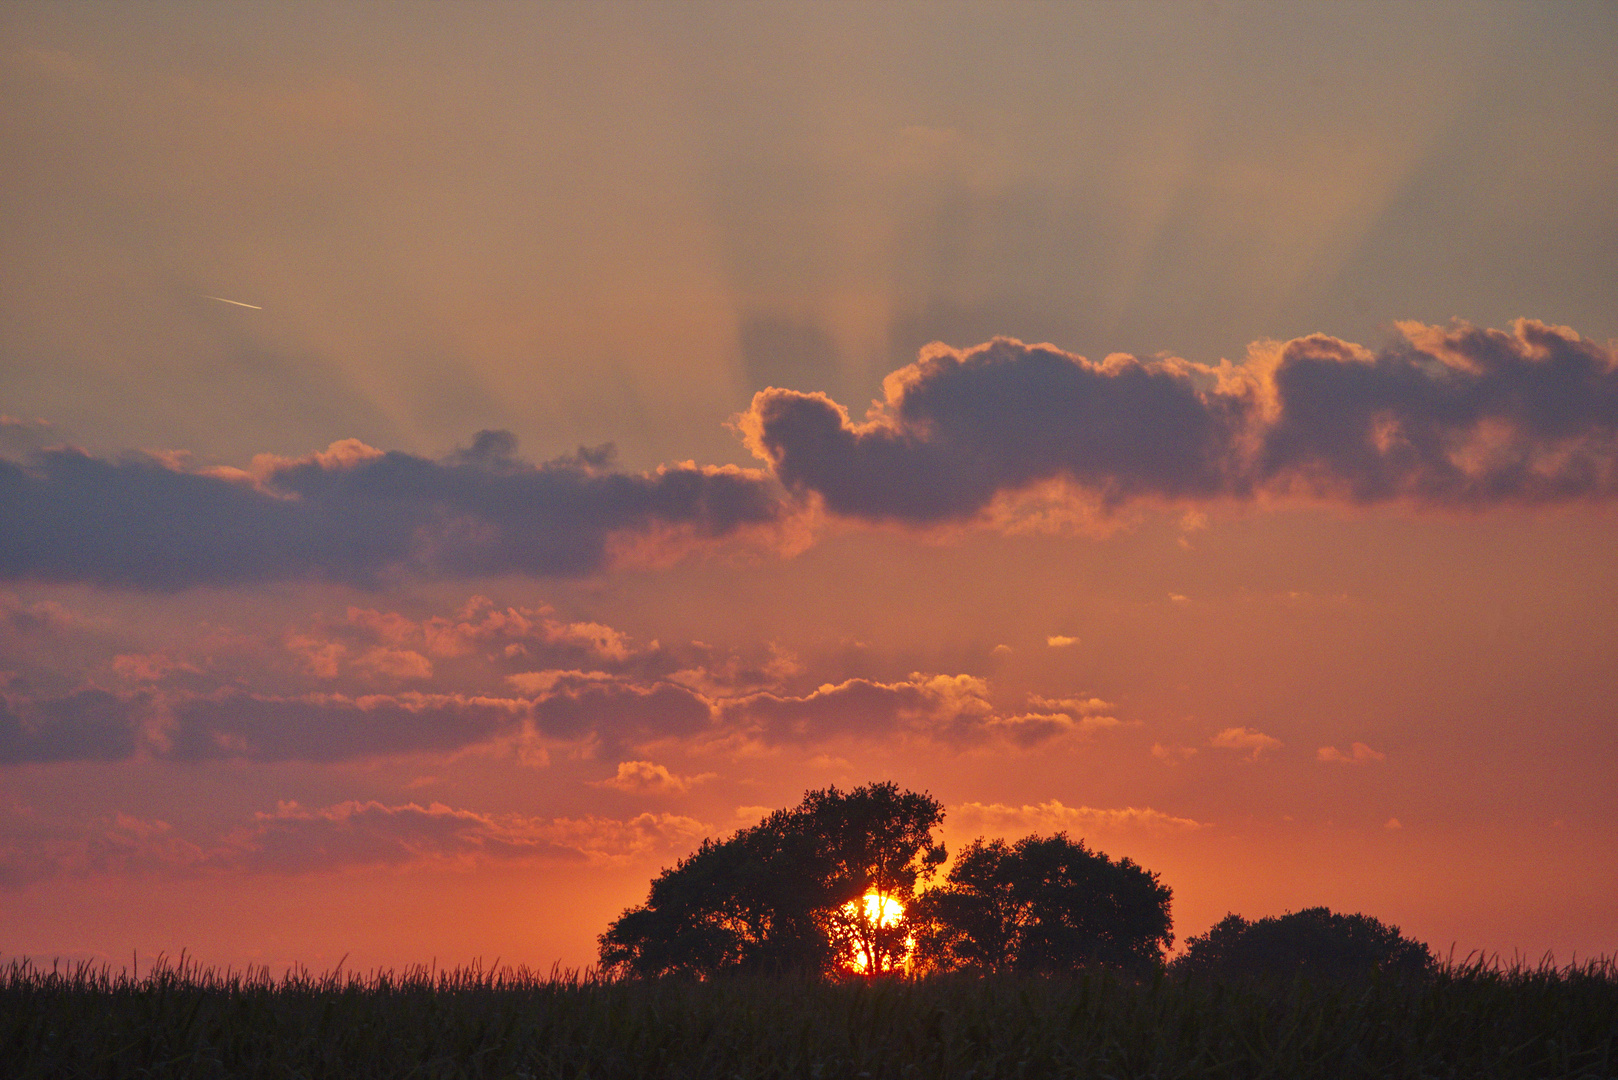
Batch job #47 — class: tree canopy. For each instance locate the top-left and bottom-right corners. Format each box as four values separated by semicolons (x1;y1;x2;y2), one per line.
1172;907;1434;981
598;782;946;977
911;833;1174;975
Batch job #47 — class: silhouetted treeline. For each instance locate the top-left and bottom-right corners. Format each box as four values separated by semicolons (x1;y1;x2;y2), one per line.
603;782;1436;984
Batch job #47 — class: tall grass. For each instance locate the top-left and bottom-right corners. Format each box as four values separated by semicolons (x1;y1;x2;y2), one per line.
3;953;1614;1078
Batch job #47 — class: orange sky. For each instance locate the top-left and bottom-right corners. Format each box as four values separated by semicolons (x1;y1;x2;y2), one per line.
2;2;1616;972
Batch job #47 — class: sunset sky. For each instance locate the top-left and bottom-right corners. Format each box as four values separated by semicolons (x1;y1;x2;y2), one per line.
3;1;1616;972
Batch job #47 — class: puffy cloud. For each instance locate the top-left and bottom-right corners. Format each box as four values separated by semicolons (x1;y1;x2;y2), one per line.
0;432;786;589
1208;726;1283;760
1318;742;1386;765
950;799;1206;838
1046;635;1079;648
278;597;670;694
741;320;1618;526
741;339;1248;523
594;760;715;794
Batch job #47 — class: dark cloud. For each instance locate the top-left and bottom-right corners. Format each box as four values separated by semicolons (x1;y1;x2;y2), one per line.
0;663;1078;765
722;673;994;744
742;340;1250;523
0;433;784;589
1260;321;1618;504
0;690;142;763
223;801;585;875
0;689;528;765
529;677;713;745
742;320;1618;523
6;321;1608;594
167;692;528;763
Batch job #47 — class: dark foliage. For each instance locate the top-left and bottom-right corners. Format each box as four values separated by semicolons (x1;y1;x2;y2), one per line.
598;782;946;977
912;832;1174;975
1174;906;1435;981
6;955;1617;1079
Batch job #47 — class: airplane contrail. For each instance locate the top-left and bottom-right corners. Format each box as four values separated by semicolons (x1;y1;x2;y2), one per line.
201;294;263;310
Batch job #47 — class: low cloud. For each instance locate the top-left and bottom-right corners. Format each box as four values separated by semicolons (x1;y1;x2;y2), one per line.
168;692;531;763
1209;726;1283;760
0;689;531;764
7;320;1613;592
529;678;715;747
1318;742;1386;764
225;800;584;873
0;432;786;589
981;694;1123;747
0;799;711;884
1;689;144;763
721;673;995;745
741;320;1618;525
950;799;1206;839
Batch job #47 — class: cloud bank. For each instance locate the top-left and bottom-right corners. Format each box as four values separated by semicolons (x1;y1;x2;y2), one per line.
0;432;783;589
742;319;1618;523
5;320;1613;590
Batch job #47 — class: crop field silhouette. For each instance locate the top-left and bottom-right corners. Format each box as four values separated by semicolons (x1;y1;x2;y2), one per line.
5;952;1616;1079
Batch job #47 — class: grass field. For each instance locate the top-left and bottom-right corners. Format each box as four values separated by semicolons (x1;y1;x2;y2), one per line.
4;955;1615;1079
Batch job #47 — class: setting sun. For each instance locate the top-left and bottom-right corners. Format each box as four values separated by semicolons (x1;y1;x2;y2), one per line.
841;892;913;975
848;892;904;928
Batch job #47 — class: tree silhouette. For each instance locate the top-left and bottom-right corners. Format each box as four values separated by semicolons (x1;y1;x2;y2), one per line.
912;833;1173;975
1172;907;1434;981
599;782;946;977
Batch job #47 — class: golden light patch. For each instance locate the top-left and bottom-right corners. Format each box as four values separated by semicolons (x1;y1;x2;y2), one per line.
841;892;912;975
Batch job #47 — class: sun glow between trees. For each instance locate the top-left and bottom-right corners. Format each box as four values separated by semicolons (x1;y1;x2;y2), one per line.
842;892;914;975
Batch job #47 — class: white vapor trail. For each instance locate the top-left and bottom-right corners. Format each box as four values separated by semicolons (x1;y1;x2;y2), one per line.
201;294;263;310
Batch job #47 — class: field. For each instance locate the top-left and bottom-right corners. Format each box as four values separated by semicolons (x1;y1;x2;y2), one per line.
4;956;1615;1079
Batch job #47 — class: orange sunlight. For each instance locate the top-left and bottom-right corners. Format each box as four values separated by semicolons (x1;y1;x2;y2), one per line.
842;892;912;975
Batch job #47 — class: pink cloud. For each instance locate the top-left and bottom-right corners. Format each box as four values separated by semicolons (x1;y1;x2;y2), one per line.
593;760;715;794
950;799;1206;838
1318;742;1386;764
0;799;713;883
1209;726;1283;760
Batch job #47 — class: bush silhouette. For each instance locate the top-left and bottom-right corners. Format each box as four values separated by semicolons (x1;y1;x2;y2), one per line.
599;782;946;977
1173;907;1434;981
911;833;1174;975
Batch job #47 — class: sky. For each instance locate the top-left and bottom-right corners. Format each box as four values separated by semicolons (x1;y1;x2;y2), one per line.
2;0;1616;973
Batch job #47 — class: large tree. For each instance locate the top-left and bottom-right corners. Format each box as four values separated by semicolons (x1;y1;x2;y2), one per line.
912;833;1174;975
598;782;946;977
1172;907;1433;981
